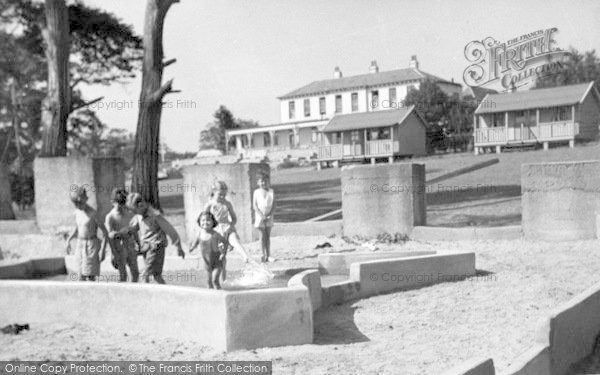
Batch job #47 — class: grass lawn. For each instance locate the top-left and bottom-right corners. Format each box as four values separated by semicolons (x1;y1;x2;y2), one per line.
159;141;600;226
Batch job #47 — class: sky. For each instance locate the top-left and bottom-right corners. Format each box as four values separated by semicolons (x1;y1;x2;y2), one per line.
81;0;600;152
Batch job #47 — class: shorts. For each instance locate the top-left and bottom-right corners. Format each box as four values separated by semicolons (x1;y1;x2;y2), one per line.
76;238;101;277
142;242;166;275
254;215;274;229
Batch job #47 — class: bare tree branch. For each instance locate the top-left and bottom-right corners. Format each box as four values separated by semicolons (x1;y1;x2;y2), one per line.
162;58;176;68
70;96;104;113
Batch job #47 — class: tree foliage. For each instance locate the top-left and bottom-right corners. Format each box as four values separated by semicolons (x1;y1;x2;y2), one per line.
534;48;600;89
199;105;259;152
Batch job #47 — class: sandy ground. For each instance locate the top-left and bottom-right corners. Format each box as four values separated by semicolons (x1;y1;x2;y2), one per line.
2;238;600;374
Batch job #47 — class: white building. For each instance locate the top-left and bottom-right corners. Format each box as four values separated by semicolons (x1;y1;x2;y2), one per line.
227;56;461;160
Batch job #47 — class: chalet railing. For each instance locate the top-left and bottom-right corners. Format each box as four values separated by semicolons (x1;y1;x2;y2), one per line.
318;144;343;159
365;140;399;156
475;122;579;145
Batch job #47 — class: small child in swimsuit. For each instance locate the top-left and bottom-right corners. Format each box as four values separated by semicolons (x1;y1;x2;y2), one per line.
203;181;250;280
253;173;275;262
189;211;227;289
105;188;140;282
65;186;109;281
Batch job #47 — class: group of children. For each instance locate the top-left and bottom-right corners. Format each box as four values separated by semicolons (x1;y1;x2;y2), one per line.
65;173;275;289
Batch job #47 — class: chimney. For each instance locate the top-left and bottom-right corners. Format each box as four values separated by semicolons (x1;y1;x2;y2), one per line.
334;66;343;79
369;60;379;74
409;55;419;69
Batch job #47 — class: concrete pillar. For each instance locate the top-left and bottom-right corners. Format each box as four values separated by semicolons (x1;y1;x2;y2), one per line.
370;158;375;164
268;131;275;150
341;163;426;237
0;163;15;220
388;156;393;164
543;142;549;151
495;145;501;154
474;147;479;156
235;136;242;152
569;139;575;148
522;161;600;240
34;157;125;233
181;163;269;243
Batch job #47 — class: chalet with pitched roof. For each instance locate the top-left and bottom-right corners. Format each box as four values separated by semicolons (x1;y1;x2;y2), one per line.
473;82;600;154
226;56;461;161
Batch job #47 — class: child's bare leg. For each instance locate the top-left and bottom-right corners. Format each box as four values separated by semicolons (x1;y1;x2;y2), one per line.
228;232;249;261
206;268;214;289
127;253;139;282
264;226;272;259
213;268;222;289
259;228;267;261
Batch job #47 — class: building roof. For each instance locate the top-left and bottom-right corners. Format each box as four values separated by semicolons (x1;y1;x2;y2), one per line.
463;86;498;101
279;68;459;100
474;82;597;114
322;106;425;133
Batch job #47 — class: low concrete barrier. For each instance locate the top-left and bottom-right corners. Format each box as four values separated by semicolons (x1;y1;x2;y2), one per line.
321;280;361;307
0;280;313;352
0;220;39;234
0;258;65;279
318;250;436;275
411;226;522;241
441;358;495;375
546;280;600;375
349;252;476;297
225;286;313;350
271;220;343;237
501;344;550;375
288;269;322;311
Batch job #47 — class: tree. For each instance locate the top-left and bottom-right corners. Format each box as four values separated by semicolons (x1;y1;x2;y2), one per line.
39;0;70;156
403;79;450;127
131;0;179;211
534;48;600;89
199;105;259;152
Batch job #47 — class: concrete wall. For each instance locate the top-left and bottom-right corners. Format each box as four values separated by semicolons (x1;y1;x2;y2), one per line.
0;257;66;279
349;252;476;297
225;286;313;350
321;280;361;307
341;163;426;237
181;163;270;243
546;280;600;375
288;269;322;311
501;344;550;375
441;358;495;375
521;161;600;240
0;280;313;352
0;219;39;234
34;157;125;233
0;163;14;219
318;250;436;275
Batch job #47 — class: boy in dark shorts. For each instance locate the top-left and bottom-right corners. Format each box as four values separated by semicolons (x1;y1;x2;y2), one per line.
189;211;227;289
126;193;185;284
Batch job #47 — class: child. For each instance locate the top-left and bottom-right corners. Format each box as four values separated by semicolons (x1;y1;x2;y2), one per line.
203;181;250;280
126;193;185;284
65;186;109;281
189;211;227;289
105;188;140;282
253;173;275;262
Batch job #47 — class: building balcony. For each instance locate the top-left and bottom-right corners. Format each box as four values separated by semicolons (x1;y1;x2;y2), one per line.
474;121;579;146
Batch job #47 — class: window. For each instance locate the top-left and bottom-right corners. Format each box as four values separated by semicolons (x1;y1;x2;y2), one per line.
351;93;358;112
319;97;326;115
553;106;570;121
371;90;379;108
335;95;342;113
273;133;279;146
389;87;397;103
263;133;271;147
304;99;310;117
288;101;295;119
492;113;503;127
351;130;360;142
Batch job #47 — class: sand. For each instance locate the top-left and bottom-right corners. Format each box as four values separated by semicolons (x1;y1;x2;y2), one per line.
2;237;600;374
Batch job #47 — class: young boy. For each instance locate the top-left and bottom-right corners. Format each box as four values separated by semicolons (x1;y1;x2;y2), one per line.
105;188;140;282
65;186;109;281
126;193;185;284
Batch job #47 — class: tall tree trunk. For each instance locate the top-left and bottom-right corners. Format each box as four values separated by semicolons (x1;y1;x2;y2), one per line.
40;0;70;157
131;0;178;210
